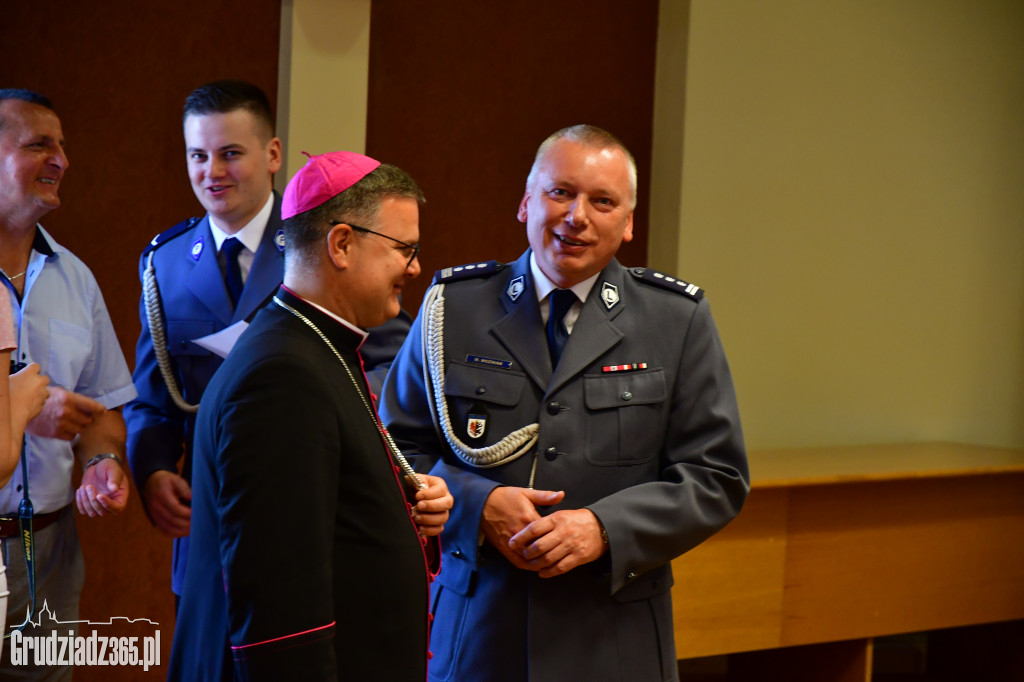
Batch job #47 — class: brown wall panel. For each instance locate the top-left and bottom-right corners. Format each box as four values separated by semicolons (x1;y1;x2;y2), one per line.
367;0;660;309
1;2;280;678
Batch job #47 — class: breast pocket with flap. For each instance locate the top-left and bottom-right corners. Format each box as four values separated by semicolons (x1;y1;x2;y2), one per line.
583;368;667;465
444;361;527;444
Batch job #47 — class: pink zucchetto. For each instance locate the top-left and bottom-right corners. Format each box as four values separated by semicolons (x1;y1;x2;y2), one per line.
281;151;382;220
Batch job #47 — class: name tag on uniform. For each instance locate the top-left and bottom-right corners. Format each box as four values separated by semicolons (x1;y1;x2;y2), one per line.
466;355;512;370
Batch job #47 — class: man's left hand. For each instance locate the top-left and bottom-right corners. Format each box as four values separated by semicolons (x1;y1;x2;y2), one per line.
76;458;129;517
410;474;453;537
508;508;607;577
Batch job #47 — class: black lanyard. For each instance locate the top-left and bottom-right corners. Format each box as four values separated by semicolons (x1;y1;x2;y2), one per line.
4;269;38;637
4;436;36;639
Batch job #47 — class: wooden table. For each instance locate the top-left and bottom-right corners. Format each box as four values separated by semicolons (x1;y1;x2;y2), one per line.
670;442;1024;681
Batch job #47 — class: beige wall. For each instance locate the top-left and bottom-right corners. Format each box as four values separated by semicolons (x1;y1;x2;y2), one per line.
277;0;370;191
652;0;1024;449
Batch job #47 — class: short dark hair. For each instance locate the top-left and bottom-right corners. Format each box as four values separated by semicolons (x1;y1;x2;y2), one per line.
0;89;55;133
183;80;275;141
527;124;638;208
283;163;425;266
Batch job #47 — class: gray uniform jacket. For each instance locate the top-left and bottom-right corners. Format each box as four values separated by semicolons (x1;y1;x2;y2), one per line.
379;250;749;682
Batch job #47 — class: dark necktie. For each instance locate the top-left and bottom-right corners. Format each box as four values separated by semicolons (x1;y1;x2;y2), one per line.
546;289;576;366
222;238;245;307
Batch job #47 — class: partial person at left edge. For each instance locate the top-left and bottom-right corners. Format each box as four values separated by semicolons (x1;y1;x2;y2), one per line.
0;230;51;660
123;80;414;605
0;88;137;681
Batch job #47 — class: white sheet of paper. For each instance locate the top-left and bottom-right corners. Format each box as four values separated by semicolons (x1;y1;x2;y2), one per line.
192;321;249;358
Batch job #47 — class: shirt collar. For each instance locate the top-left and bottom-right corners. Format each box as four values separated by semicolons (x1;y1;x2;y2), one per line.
529;252;599;305
208;192;274;253
31;224;56;257
280;286;369;346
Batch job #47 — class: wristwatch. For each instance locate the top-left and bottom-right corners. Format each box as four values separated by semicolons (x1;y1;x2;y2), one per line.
84;453;122;471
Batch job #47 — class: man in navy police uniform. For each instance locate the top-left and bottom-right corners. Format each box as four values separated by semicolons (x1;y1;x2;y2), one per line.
380;124;750;682
125;80;411;601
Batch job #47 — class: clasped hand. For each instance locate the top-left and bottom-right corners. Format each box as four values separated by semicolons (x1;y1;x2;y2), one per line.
482;486;607;578
409;474;453;537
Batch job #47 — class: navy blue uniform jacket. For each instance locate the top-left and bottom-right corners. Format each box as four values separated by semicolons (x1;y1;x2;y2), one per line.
125;194;411;593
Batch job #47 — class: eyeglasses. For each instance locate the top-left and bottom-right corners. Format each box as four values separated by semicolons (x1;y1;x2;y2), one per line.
329;221;420;268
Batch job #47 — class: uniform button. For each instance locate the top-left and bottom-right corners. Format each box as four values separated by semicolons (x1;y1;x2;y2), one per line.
475;386;487;395
450;548;464;559
621;391;633;401
626;571;638;581
545;447;559;461
547;402;561;415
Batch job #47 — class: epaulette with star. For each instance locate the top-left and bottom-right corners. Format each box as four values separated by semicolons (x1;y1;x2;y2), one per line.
141;217;202;259
629;267;704;300
433;261;506;284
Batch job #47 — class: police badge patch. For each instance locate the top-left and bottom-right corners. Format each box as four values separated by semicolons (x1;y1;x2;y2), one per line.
467;414;487;439
601;281;620;309
190;236;204;261
506;275;525;302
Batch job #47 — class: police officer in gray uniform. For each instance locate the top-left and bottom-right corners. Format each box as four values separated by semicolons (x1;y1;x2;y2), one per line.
379;125;749;682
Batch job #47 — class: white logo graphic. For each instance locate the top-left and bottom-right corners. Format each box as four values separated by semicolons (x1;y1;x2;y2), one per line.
8;601;161;671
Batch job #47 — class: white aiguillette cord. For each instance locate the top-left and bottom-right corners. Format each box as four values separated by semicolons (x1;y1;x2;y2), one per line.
273;296;426;490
